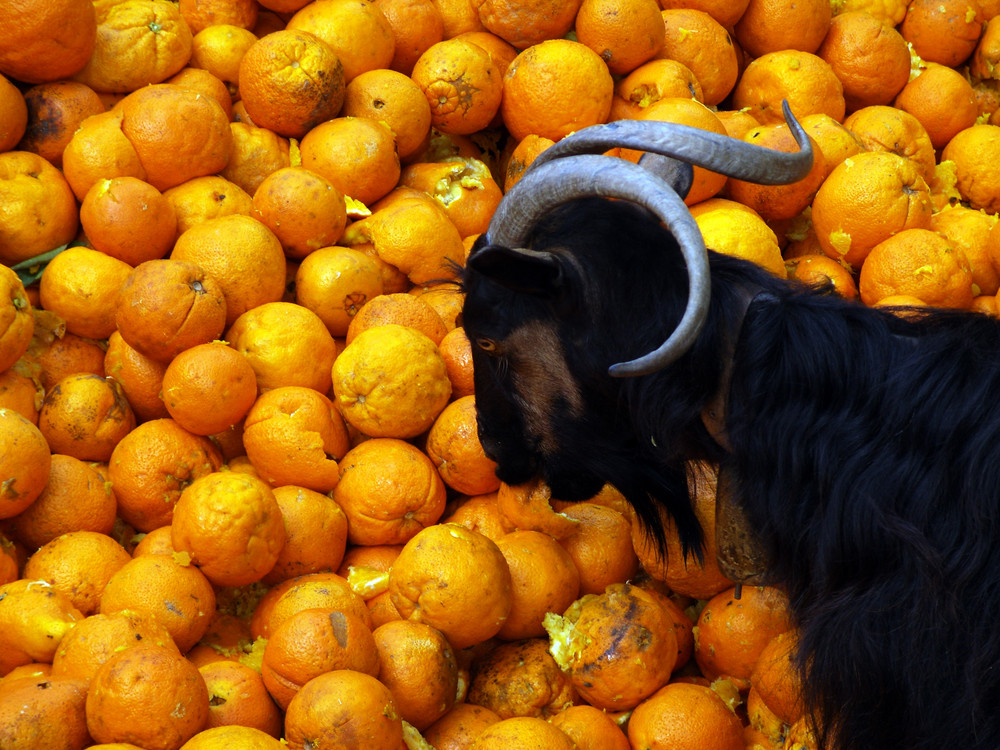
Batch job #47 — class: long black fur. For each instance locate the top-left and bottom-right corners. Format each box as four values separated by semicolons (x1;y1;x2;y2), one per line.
462;196;1000;750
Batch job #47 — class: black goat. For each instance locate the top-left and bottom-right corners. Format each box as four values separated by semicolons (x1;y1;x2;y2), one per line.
462;110;1000;750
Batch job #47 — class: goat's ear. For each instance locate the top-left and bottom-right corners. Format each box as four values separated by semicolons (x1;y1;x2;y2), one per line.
466;245;564;295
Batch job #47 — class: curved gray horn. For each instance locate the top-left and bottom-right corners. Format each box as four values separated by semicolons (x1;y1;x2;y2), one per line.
527;100;813;187
484;154;710;378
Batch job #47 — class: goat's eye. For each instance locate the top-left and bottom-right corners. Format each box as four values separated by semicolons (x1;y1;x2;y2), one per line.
476;338;497;352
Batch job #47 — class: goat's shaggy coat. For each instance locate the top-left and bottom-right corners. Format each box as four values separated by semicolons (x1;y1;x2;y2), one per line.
463;197;1000;750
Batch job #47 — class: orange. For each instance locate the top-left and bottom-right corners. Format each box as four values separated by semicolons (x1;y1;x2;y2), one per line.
345;291;449;345
620;97;729;206
242;386;350;491
438;326;476;399
389;524;513;649
343;69;434;162
171;214;287;328
858;227;976;309
426;395;501;495
189;25;258;99
471;716;576;750
131;526;178;558
472;0;581;49
409;282;464;330
930;205;1000;297
104;331;170;421
22;531;131;615
99;553;217;653
61;109;147;202
108;417;224;532
0;578;84;661
657;0;750;27
162;175;254;239
455;30;519;81
161;343;257;436
261;608;380;709
544;582;677;710
10;455;116;550
293;246;385;337
16;81;105;168
265;485;348;584
332;324;453;438
630;462;733;600
285;0;395;82
333;437;447;545
167;67;234;120
116;259;227;364
626;681;744;750
467;637;576;719
496;478;580;540
746;684;787;746
833;0;907;25
0;75;27;152
610;59;704;122
786;255;860;300
641;585;696;672
236;29;344;139
73;0;193;94
375;0;445;76
259;572;373;639
27;330;108;394
411;39;503;136
85;643;209;749
0;363;44;424
80;177;177;266
197;659;282;735
655;9;739;107
219;123;291;198
733;49;846;125
299;116;401;206
0;415;53;525
442;491;513;541
895;63;979;150
180;726;284;749
750;630;805;726
941;124;1000;214
972;15;1000;83
180;0;258;34
557;502;639;596
341;190;465;284
733;0;832;58
0;675;91;749
0;0;96;84
433;0;486;37
810;151;934;269
171;470;285;586
118;83;232;191
692;200;785;276
548;704;631;750
38;374;136;462
424;702;501;749
798;112;865;179
574;0;664;76
0;151;79;266
399;157;503;238
51;610;179;685
0;265;32;374
250;166;347;260
843;104;936;183
372;619;459;729
494;530;580;641
283;669;403;750
899;0;983;68
816;10;910;113
501;39;613;142
38;246;132;340
693;585;792;690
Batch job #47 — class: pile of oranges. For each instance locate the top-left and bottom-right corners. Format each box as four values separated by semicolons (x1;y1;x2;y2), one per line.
1;0;999;747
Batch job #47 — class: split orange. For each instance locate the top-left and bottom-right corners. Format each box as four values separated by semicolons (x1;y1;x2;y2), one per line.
161;175;253;239
242;385;351;491
198;660;282;736
732;50;846;125
574;0;664;76
23;531;131;616
442;492;513;541
376;0;445;76
372;619;460;729
557;502;639;596
930;205;1000;297
858;227;976;309
0;151;80;266
0;408;51;519
333;437;448;546
108;417;224;532
425;395;501;496
501;38;614;142
299;116;401;206
237;29;345;139
941;124;1000;215
0;0;97;84
656;9;739;107
497;478;580;540
38;373;136;463
733;0;832;58
85;643;210;749
294;246;385;337
118;83;232;191
899;0;984;68
471;716;577;750
10;454;116;551
16;81;105;167
286;0;396;82
895;63;979;149
282;669;403;750
399;157;504;238
627;681;744;750
261;608;380;709
412;38;504;135
466;637;577;719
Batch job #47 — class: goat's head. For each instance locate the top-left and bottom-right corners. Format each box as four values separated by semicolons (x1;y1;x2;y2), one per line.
462;103;813;548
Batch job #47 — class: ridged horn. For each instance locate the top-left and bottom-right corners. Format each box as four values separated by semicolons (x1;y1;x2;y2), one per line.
483;154;710;378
